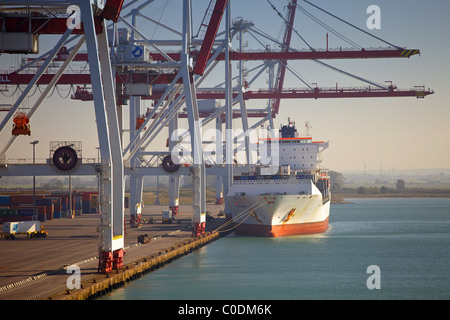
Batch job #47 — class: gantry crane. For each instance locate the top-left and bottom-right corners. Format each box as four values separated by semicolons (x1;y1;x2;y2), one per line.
0;0;434;274
0;0;126;274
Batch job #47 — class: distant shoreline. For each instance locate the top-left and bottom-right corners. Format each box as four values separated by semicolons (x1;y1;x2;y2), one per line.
331;193;450;204
331;197;353;204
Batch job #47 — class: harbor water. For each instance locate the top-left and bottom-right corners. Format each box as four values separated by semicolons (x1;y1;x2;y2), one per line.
102;198;450;300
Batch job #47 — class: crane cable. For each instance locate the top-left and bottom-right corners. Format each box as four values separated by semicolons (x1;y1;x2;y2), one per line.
55;84;74;99
266;0;313;50
313;59;388;89
295;4;362;49
194;0;215;39
301;0;402;50
0;85;20;98
268;0;390;90
262;1;314;89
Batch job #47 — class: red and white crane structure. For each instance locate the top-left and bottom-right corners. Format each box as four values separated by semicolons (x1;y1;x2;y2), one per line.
0;0;126;274
0;0;433;273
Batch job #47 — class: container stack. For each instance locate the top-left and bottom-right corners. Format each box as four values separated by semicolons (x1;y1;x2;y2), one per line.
0;191;100;223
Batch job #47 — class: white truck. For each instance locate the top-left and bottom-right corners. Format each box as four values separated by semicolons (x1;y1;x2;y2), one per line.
162;210;173;224
1;221;48;239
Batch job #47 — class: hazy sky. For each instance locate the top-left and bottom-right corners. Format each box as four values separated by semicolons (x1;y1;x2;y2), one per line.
0;0;449;172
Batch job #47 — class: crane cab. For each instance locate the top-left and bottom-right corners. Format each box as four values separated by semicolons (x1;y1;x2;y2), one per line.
12;112;31;136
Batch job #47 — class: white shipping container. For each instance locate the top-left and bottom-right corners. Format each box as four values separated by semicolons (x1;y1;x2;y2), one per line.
3;221;40;234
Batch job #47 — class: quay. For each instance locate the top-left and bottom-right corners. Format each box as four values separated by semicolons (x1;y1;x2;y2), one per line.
0;204;228;300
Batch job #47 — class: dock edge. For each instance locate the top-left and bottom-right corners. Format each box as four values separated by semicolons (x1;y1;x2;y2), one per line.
49;231;220;300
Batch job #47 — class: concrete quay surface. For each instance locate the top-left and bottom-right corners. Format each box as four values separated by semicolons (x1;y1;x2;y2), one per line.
0;204;227;300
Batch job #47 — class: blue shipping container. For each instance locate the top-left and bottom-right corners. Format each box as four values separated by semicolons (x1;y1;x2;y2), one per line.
36;198;52;206
18;208;35;216
74;196;82;210
0;195;10;205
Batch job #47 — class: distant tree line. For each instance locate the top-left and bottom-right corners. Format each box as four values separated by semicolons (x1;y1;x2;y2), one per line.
329;173;450;196
357;179;406;194
329;171;345;192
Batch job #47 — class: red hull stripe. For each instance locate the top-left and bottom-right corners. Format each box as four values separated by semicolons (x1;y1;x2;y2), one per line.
235;217;329;237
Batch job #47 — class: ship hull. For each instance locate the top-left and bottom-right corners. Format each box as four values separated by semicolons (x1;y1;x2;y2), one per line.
235;216;329;237
226;193;330;237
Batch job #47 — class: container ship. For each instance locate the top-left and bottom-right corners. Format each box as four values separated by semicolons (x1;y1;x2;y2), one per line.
225;120;330;237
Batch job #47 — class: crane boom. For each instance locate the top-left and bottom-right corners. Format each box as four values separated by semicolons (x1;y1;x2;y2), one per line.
192;0;228;75
273;0;297;116
130;86;434;102
19;47;420;65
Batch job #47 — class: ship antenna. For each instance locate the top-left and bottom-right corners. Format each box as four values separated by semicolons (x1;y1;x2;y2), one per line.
305;121;312;136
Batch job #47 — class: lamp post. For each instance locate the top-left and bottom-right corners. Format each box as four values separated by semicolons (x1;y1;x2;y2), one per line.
30;140;39;221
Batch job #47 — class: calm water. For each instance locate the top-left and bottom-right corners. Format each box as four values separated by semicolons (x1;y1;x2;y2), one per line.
102;198;450;300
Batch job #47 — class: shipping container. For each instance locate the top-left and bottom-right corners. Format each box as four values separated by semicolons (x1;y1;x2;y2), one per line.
36;198;54;221
48;197;61;218
0;208;18;217
0;195;10;205
38;212;47;222
74;195;82;216
9;207;35;216
58;195;68;212
0;215;32;224
81;192;91;202
91;194;99;212
3;221;40;233
74;195;82;210
1;220;47;239
81;193;95;213
82;201;90;214
10;194;44;206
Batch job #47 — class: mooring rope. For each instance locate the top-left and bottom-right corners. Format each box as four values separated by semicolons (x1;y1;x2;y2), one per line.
214;199;269;233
